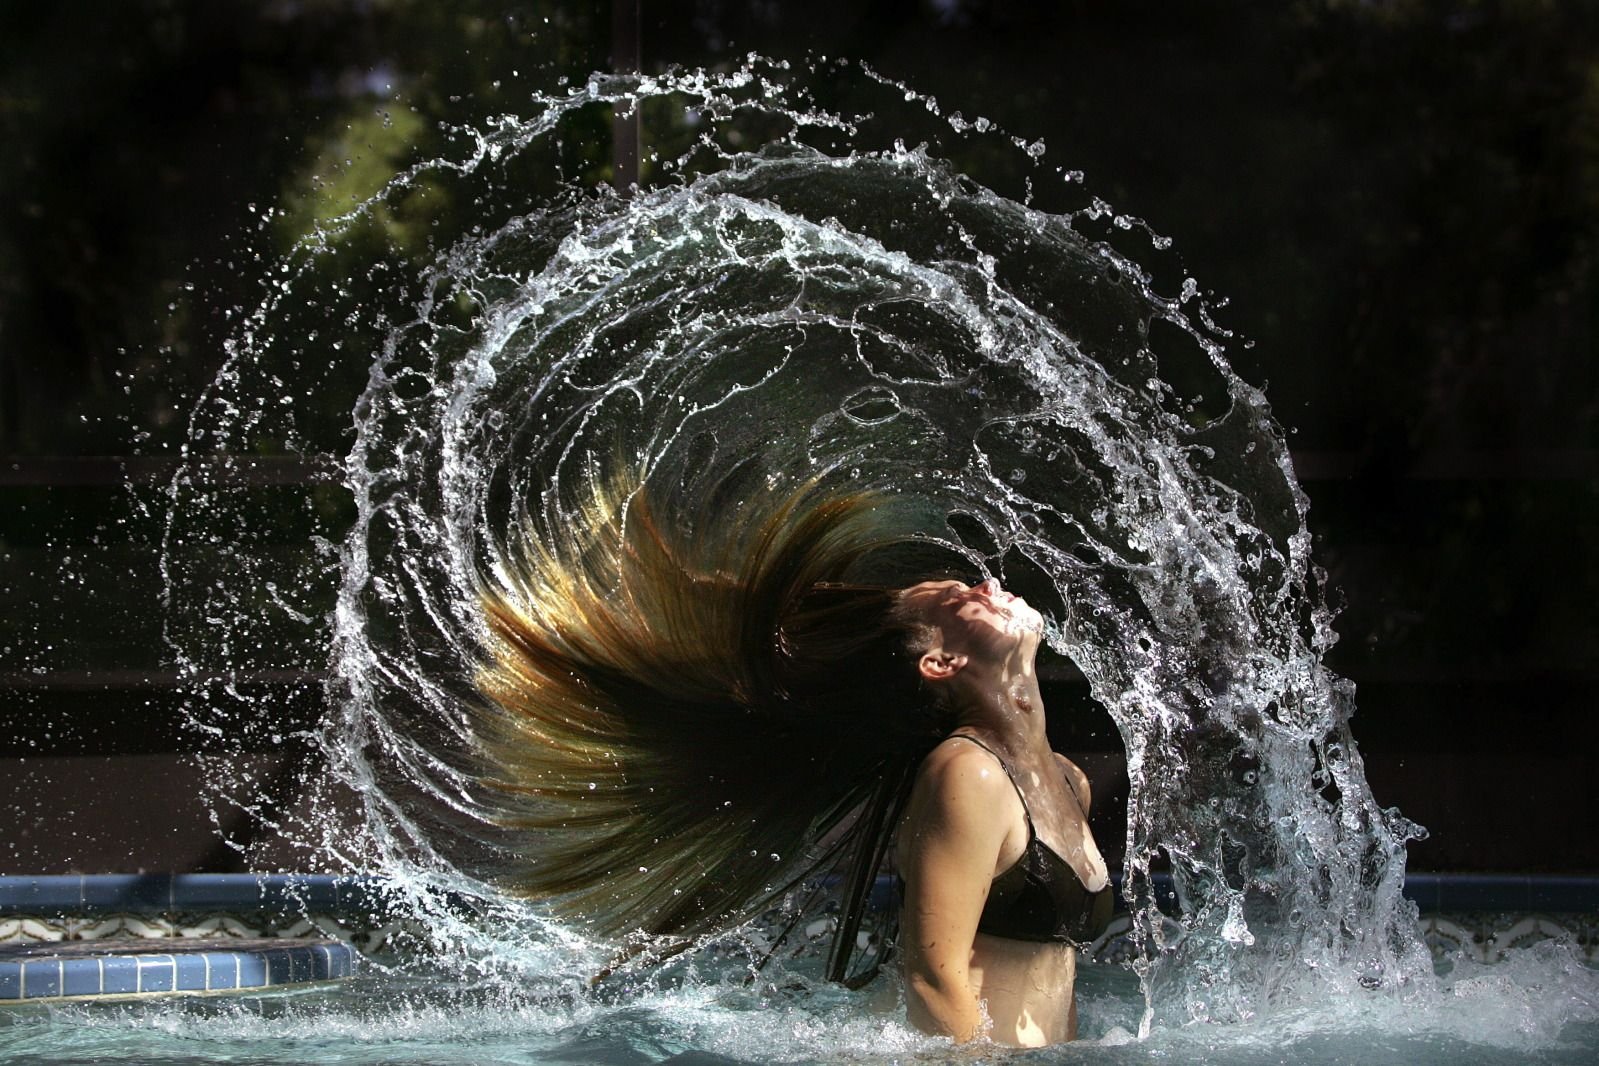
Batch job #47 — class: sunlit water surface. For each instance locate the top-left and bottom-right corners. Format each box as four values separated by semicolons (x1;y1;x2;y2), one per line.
32;55;1590;1060
3;950;1597;1064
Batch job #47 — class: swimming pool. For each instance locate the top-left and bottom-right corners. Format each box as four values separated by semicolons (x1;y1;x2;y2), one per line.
3;873;1595;1063
1;939;1594;1064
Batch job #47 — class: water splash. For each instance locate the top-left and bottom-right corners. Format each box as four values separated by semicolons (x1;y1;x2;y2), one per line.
159;56;1435;1033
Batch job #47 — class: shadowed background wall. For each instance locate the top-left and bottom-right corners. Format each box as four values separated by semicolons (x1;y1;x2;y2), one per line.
1;1;1594;876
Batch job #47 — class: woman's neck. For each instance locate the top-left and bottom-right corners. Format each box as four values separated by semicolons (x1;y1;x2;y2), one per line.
948;658;1050;756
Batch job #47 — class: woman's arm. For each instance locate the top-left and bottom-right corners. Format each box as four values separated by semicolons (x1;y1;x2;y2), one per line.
896;741;1014;1042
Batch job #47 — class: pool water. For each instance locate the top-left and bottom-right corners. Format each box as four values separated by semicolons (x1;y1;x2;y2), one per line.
2;941;1595;1065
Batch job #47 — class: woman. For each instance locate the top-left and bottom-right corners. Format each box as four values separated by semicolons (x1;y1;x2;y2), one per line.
894;578;1112;1045
470;467;1109;1046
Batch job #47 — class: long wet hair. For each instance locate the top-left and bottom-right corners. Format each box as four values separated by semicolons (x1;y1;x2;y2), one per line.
471;465;949;980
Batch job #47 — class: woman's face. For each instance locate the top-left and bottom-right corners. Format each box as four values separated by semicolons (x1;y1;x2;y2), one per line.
900;578;1043;663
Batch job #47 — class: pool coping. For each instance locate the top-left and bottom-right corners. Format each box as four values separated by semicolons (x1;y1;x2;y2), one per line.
2;872;1595;917
1134;872;1599;913
0;874;380;915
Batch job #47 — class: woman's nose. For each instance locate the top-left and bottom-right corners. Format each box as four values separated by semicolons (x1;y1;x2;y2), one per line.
974;578;1000;596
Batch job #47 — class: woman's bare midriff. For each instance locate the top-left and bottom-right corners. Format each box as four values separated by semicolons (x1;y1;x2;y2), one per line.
967;931;1078;1047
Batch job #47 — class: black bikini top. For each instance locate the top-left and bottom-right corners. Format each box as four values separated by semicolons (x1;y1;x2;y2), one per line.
961;735;1113;946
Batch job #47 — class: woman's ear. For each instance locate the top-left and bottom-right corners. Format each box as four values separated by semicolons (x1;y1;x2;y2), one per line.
918;649;968;682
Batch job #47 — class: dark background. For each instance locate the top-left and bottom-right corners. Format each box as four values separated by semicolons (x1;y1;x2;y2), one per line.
1;1;1595;876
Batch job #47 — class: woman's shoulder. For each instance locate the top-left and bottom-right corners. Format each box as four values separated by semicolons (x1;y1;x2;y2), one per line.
902;735;1022;843
916;734;1015;798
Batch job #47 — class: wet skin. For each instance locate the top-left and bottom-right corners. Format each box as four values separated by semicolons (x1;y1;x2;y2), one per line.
894;580;1110;1047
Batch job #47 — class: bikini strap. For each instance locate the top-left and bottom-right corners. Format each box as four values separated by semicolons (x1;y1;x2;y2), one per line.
950;733;1036;835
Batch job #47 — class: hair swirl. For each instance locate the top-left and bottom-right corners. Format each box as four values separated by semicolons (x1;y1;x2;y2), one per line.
471;467;949;973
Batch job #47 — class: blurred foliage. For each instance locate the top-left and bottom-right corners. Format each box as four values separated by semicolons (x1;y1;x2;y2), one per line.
2;0;1596;459
0;0;1595;719
0;0;606;456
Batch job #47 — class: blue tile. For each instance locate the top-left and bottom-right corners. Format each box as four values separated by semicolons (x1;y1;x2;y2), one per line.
203;952;239;991
339;878;402;921
1402;873;1442;912
1527;876;1599;912
0;942;359;1001
150;873;348;914
236;952;267;989
167;874;255;912
0;871;389;920
62;959;101;998
260;875;343;912
265;949;293;985
81;874;172;912
334;876;374;911
136;956;175;994
0;876;84;914
1396;873;1599;914
317;943;355;980
101;956;138;995
23;959;61;999
299;875;344;910
1439;874;1530;912
174;954;208;993
254;880;297;913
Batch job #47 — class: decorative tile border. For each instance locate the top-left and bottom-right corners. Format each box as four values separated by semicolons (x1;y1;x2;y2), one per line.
0;875;420;956
0;911;408;957
1418;912;1599;964
0;937;357;1004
